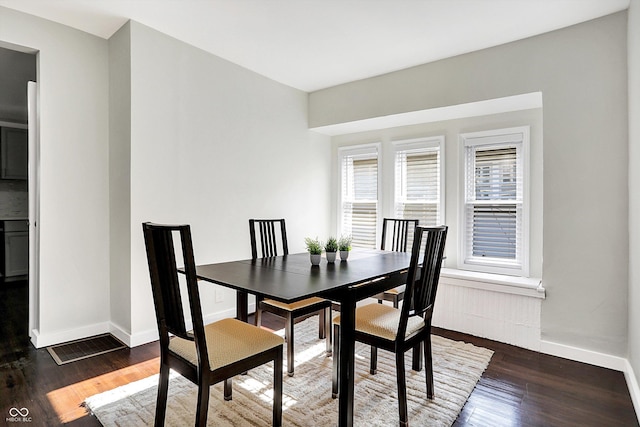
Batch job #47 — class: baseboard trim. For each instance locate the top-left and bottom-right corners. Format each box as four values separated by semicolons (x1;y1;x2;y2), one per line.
107;322;131;347
624;360;640;422
108;321;158;348
30;322;111;349
540;339;628;371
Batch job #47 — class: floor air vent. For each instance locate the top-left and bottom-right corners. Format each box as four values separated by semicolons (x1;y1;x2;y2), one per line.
46;333;127;365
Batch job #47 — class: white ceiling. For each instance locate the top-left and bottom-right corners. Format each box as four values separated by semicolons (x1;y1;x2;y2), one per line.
0;0;630;92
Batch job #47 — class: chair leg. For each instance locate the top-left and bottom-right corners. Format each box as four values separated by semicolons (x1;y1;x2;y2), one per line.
319;307;326;339
255;305;263;327
285;313;295;376
396;351;409;427
273;348;283;427
425;335;434;399
195;382;210;427
332;323;340;398
154;362;170;427
369;346;378;374
393;295;399;309
378;299;383;304
224;378;232;401
412;342;423;372
325;307;332;355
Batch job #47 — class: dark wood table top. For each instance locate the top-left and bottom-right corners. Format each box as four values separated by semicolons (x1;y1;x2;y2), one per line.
189;248;413;427
193;249;412;303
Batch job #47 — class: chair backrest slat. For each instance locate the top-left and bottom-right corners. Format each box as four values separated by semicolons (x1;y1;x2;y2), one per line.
143;222;209;368
249;219;288;259
398;225;447;340
381;218;419;252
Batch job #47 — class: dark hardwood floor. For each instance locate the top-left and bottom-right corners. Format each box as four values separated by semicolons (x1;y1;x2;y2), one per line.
439;325;639;427
1;283;637;426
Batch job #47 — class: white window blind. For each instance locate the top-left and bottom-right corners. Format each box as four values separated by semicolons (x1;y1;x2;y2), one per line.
461;128;528;275
340;147;379;248
394;145;441;226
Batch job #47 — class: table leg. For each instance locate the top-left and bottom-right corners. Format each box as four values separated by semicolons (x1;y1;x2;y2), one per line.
338;291;356;427
236;290;248;322
237;290;250;376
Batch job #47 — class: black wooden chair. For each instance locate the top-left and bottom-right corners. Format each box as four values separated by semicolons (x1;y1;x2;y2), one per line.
373;218;420;308
250;218;332;376
332;225;448;427
143;222;284;427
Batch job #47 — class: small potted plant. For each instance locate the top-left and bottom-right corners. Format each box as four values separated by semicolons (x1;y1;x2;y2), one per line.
324;237;338;263
304;237;323;266
338;235;352;261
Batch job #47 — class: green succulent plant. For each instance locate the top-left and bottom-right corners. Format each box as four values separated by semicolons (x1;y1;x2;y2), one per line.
304;237;323;255
338;235;352;251
325;237;338;252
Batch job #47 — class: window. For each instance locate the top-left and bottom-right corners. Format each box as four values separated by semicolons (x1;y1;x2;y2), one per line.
394;137;444;226
460;127;529;276
339;144;379;248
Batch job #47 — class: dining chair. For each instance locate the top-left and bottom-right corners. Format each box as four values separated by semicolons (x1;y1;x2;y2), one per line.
332;225;448;427
249;218;332;377
143;222;284;427
373;218;420;308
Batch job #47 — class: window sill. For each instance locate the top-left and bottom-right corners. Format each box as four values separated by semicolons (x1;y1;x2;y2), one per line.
439;268;545;299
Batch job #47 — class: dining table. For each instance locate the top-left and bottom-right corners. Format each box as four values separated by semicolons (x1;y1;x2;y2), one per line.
189;248;412;427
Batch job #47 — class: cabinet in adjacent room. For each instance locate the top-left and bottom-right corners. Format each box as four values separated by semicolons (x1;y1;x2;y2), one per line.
4;220;28;279
0;126;28;180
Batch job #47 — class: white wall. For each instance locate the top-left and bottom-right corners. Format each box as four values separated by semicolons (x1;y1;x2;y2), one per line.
124;22;331;344
0;8;332;348
628;0;640;404
0;6;111;346
108;23;132;340
311;13;629;357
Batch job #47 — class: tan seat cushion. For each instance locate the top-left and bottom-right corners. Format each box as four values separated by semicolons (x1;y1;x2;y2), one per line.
169;318;284;369
382;285;406;295
333;303;425;341
261;296;328;312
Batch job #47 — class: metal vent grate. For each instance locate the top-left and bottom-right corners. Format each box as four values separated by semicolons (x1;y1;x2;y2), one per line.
46;333;126;365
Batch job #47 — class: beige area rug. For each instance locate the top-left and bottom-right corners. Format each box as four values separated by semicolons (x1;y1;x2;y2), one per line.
85;317;493;426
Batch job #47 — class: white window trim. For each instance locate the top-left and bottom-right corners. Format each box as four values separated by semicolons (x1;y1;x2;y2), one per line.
440;268;545;299
337;143;382;247
458;126;530;277
392;136;445;226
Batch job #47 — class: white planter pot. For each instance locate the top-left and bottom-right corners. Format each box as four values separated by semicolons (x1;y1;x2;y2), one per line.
326;251;337;263
310;253;321;266
339;250;350;261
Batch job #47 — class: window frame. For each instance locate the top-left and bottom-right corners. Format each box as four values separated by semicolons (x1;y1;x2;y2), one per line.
392;136;445;227
458;126;530;277
337;143;381;248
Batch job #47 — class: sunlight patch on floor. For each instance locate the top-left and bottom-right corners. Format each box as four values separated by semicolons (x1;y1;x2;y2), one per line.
46;357;160;423
294;341;329;365
48;321;326;423
235;370;298;410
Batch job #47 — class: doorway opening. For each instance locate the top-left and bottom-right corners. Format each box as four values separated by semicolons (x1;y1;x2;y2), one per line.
0;45;36;363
